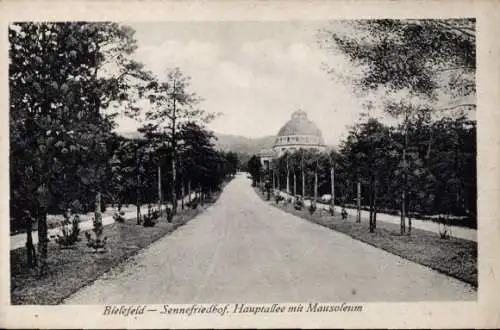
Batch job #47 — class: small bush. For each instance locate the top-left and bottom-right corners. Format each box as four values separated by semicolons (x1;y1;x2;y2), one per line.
143;214;156;227
341;208;348;220
166;207;174;222
143;207;157;227
85;213;108;252
439;223;450;239
275;193;284;204
294;197;304;210
113;211;125;223
55;212;80;248
309;202;316;214
186;197;199;209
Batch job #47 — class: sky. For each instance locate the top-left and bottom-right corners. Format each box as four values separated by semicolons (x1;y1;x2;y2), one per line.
113;20;370;146
114;20;474;146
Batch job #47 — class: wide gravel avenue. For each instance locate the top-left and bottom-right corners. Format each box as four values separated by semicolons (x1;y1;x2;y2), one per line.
65;173;476;304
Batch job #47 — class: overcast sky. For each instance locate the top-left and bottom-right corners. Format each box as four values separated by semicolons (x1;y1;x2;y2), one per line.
111;20;374;146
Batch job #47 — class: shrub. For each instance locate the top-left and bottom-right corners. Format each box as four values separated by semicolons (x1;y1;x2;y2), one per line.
166;207;174;222
294;197;304;210
439;223;450;239
186;197;199;209
55;213;80;248
85;213;107;252
71;215;80;238
309;202;316;214
341;208;348;220
328;206;335;216
113;210;126;223
275;193;284;204
143;214;156;227
143;206;157;227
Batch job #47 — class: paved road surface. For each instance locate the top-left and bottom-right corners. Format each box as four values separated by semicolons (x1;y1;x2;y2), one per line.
65;174;476;304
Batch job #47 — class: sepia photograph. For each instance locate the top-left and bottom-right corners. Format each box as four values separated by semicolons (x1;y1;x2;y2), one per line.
2;1;499;327
8;18;478;304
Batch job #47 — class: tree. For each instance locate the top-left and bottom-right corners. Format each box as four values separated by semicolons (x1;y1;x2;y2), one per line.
9;22;147;273
224;151;239;176
426;116;476;224
320;19;475;100
108;136;145;211
328;150;342;215
247;155;262;186
320;19;476;234
178;121;234;204
300;149;306;197
140;68;215;217
341;119;395;231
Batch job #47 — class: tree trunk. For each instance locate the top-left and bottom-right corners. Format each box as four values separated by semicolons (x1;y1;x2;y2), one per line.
293;172;297;197
95;191;102;223
188;180;192;203
373;183;378;230
369;194;373;232
408;200;412;236
136;151;141;225
356;181;361;223
277;169;280;192
286;157;290;194
100;195;106;213
181;178;185;210
330;166;335;215
314;168;318;207
171;79;178;216
199;184;204;206
272;170;276;192
408;214;412;235
171;156;177;215
158;165;162;216
37;210;48;276
400;191;406;235
401;126;408;235
25;211;37;268
301;167;305;198
369;179;375;233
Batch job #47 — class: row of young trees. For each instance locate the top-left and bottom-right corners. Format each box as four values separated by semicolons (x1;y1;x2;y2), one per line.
9;22;234;275
318;19;476;234
248;19;476;234
107;125;237;221
256;113;475;233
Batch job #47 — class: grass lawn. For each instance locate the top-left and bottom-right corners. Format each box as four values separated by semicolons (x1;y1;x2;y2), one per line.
10;197;218;305
257;190;477;288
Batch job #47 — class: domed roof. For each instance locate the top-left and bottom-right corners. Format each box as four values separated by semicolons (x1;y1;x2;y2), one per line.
276;110;325;144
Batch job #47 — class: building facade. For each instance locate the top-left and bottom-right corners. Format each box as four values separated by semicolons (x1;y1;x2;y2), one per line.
259;109;326;168
273;109;326;156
